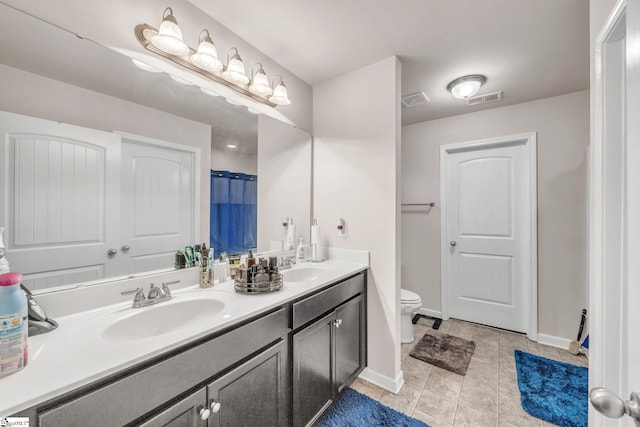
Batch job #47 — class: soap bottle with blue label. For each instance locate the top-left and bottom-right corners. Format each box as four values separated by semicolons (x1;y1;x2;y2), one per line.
0;272;28;376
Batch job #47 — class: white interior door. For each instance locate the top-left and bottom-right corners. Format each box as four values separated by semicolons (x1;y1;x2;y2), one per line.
119;134;198;275
441;134;537;338
590;0;640;425
0;111;120;290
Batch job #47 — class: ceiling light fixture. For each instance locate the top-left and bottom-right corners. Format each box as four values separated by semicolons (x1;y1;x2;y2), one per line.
150;7;190;56
190;29;223;73
447;75;487;99
135;8;292;108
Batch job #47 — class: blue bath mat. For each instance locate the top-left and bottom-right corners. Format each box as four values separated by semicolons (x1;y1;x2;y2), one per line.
514;350;588;427
316;388;428;427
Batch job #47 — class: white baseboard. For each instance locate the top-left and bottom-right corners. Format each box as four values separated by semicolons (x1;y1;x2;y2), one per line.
537;333;572;350
358;368;404;394
416;307;442;319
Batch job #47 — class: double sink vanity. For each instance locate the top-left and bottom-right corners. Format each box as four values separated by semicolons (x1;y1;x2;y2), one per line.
2;255;368;427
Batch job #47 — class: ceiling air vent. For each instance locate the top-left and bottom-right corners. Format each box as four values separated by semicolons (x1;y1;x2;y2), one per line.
466;91;503;106
401;92;430;108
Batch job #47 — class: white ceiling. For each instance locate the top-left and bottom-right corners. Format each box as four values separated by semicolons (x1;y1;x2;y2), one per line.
189;0;590;125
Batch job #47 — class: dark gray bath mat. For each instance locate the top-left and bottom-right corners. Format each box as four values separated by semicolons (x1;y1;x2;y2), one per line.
409;330;476;375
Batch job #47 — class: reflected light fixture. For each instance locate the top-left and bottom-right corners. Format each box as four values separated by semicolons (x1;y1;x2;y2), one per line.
447;75;487;99
135;8;292;108
190;29;223;73
249;63;274;96
269;75;291;106
150;7;190;56
222;48;250;85
131;58;162;73
201;87;220;97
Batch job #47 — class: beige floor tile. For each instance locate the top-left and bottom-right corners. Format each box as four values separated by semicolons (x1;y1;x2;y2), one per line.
362;319;586;427
413;409;453;427
350;377;385;400
415;388;459;425
454;404;498;426
498;392;542;427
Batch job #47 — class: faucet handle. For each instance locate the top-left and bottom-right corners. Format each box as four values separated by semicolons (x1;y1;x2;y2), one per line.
147;283;163;299
121;287;145;303
161;280;180;298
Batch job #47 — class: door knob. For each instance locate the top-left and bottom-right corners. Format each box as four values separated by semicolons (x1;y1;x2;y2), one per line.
107;248;117;256
589;387;640;426
450;241;457;247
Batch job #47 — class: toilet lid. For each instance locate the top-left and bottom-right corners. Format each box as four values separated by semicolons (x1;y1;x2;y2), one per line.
401;289;421;303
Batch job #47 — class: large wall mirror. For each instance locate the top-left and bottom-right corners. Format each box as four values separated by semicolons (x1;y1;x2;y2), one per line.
0;4;312;294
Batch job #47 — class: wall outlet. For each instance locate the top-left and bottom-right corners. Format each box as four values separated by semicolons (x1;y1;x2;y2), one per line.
337;218;347;238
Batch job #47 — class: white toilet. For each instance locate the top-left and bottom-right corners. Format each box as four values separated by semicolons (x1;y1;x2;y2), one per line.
400;288;423;343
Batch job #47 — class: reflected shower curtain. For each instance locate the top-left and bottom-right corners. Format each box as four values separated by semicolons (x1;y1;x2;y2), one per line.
210;170;257;256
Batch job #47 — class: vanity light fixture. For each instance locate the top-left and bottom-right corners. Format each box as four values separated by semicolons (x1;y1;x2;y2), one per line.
269;75;291;106
447;75;487;99
150;7;190;56
135;7;292;108
249;63;274;96
190;30;223;72
221;48;250;85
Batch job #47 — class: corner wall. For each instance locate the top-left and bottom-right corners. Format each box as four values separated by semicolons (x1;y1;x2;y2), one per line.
313;56;402;389
402;90;590;342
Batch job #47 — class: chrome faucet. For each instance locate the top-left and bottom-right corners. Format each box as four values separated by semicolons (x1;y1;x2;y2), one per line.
280;256;296;270
121;280;179;308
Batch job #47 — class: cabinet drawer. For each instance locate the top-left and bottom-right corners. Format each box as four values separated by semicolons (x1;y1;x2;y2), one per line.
292;272;365;330
39;307;287;427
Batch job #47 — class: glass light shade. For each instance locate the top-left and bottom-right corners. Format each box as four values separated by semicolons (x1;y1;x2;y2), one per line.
150;8;190;56
190;31;223;72
201;87;220;97
249;69;273;96
131;58;162;73
222;50;250;85
447;75;486;99
269;81;291;105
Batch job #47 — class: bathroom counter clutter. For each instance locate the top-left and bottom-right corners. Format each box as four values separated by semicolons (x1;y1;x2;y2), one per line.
0;258;368;418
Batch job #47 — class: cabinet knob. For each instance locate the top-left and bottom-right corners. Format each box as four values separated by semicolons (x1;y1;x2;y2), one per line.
121;245;130;253
210;401;221;413
333;318;343;328
107;248;118;256
198;406;211;420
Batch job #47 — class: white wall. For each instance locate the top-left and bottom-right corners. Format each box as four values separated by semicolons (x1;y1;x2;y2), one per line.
257;116;312;252
5;0;313;132
0;64;212;244
313;56;402;388
402;90;590;341
211;148;257;175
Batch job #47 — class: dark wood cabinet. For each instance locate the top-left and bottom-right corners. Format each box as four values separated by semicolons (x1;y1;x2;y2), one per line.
292;272;367;427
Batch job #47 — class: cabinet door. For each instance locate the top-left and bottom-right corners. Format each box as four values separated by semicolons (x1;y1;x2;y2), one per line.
292;312;334;427
207;340;288;427
138;388;207;427
334;295;365;393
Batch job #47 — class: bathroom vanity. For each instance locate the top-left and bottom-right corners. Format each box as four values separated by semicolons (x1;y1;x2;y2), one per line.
2;259;367;427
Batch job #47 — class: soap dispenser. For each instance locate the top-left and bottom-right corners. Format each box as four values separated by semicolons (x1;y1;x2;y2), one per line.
296;237;305;262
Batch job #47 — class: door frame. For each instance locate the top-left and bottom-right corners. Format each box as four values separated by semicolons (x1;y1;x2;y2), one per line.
440;132;538;340
590;0;629;424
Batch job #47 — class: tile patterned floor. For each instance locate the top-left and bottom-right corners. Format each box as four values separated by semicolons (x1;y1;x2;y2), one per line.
351;318;589;427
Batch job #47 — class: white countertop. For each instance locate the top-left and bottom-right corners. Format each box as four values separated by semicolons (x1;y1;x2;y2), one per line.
0;258;367;417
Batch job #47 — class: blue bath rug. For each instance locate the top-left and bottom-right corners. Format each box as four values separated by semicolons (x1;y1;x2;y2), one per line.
514;350;588;427
316;388;428;427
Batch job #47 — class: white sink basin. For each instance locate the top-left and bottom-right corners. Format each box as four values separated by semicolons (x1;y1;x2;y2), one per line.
101;298;225;341
282;266;329;282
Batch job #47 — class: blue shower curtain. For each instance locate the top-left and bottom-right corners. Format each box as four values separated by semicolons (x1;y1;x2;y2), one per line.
210;171;257;256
